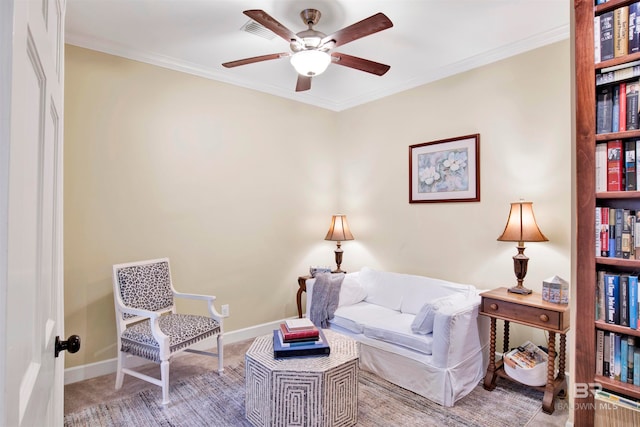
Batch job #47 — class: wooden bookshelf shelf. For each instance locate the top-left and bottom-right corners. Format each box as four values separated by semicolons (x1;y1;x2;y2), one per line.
596;375;640;399
595;320;640;338
595;257;640;267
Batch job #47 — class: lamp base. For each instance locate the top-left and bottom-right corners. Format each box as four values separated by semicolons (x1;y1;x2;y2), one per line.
508;285;533;295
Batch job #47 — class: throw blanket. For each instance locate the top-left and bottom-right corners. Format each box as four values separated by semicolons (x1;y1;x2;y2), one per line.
309;272;345;328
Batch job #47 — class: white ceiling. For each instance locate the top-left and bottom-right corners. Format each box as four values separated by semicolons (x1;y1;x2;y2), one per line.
65;0;570;112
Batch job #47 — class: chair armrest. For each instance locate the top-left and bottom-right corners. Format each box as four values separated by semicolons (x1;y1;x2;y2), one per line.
173;291;216;302
173;291;224;321
119;305;162;320
431;295;483;368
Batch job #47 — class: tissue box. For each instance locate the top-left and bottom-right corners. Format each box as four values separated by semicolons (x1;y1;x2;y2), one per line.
542;275;569;304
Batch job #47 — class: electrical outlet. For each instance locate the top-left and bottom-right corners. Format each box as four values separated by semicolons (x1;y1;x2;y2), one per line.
221;304;229;317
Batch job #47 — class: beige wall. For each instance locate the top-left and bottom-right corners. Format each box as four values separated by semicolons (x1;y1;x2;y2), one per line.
63;40;571;369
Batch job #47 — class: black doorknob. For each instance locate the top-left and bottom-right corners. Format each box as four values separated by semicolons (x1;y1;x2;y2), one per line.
55;335;81;357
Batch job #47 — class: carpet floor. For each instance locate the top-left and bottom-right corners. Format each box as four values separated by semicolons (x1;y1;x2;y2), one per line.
64;360;549;427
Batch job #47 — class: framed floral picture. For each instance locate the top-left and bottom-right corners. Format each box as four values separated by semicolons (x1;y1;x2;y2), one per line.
409;134;480;203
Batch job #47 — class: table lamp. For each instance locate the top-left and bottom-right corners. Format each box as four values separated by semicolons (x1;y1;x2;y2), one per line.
325;214;354;273
497;201;548;295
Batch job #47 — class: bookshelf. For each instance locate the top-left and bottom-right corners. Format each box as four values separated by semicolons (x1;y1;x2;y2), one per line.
576;0;640;425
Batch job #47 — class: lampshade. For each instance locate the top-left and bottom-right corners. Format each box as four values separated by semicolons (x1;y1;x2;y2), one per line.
290;50;331;76
325;214;354;242
497;201;548;244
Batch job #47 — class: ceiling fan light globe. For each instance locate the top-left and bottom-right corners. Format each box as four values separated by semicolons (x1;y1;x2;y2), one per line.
290;50;331;76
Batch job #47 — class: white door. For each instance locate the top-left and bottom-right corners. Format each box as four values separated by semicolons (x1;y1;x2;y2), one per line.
1;0;67;426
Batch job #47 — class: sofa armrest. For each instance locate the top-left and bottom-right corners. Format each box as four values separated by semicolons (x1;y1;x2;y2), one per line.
304;277;317;318
431;294;487;368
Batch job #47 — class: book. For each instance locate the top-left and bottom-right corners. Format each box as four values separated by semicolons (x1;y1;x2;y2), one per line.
623;210;633;258
610;208;617;257
596;143;608;192
596;207;603;257
622;337;629;382
628;336;635;383
607;140;624;191
272;329;330;358
597;329;605;376
278;323;319;342
630;275;639;329
601;11;615;61
598;270;607;321
635;349;640;385
600;207;610;256
597;86;614;133
276;329;324;347
613;84;620;132
613;332;622;381
631;3;640;54
627;81;640;130
621;274;630;326
620;82;627;131
636;210;640;260
284;317;315;331
615;6;629;58
504;341;547;369
605;273;620;324
627;140;637;191
604;331;611;377
616;208;625;257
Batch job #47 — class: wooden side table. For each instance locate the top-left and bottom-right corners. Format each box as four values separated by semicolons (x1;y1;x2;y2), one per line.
296;276;310;318
480;287;570;414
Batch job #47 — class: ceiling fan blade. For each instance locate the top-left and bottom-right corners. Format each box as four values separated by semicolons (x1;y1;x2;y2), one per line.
321;13;393;48
244;10;299;43
331;52;390;76
296;75;312;92
222;53;289;68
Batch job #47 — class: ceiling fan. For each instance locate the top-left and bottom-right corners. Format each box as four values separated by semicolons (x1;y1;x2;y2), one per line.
222;9;393;92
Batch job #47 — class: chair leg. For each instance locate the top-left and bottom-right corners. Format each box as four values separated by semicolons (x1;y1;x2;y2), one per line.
115;351;125;389
160;360;170;405
217;334;224;374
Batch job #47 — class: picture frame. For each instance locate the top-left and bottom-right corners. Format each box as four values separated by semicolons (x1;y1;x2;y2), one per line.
409;134;480;203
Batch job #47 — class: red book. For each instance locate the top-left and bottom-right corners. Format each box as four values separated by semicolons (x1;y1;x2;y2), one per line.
607;139;624;191
279;323;319;342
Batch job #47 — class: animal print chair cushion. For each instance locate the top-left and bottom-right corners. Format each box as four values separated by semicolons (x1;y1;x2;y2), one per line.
121;314;221;363
116;261;174;319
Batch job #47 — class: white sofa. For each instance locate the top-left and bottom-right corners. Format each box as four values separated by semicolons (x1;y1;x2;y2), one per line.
305;267;490;407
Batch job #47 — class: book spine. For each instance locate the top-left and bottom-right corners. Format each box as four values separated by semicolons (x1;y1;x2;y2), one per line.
597;207;603;257
635;348;640;385
595;15;602;63
602;207;610;257
279;323;319;341
614;333;622;381
627;81;640;130
597;329;605;376
599;270;607;322
623;209;633;258
622;338;629;383
636;210;640;260
615;6;630;58
597;144;609;192
274;346;330;358
604;331;611;377
628;336;635;383
629;138;638;190
607;140;624;191
610;208;617;257
602;11;615;62
598;86;614;133
621;274;630;326
606;273;620;324
616;208;624;257
620;82;627;131
613;84;620;132
632;276;640;330
631;2;640;54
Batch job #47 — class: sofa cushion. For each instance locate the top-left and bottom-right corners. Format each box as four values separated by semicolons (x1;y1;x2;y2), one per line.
359;267;404;310
411;293;467;334
363;313;433;355
338;275;367;307
399;277;474;315
332;302;397;334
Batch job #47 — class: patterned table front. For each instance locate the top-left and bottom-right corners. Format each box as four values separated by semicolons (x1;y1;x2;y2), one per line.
245;329;359;427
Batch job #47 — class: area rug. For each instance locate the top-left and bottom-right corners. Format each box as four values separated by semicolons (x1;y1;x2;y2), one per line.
64;362;544;426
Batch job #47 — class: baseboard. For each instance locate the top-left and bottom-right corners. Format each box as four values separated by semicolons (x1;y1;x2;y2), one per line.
64;318;285;385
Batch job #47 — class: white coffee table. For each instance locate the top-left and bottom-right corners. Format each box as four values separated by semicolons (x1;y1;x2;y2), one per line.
245;329;359;427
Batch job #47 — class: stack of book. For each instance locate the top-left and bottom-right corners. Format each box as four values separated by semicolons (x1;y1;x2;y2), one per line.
272;318;330;358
